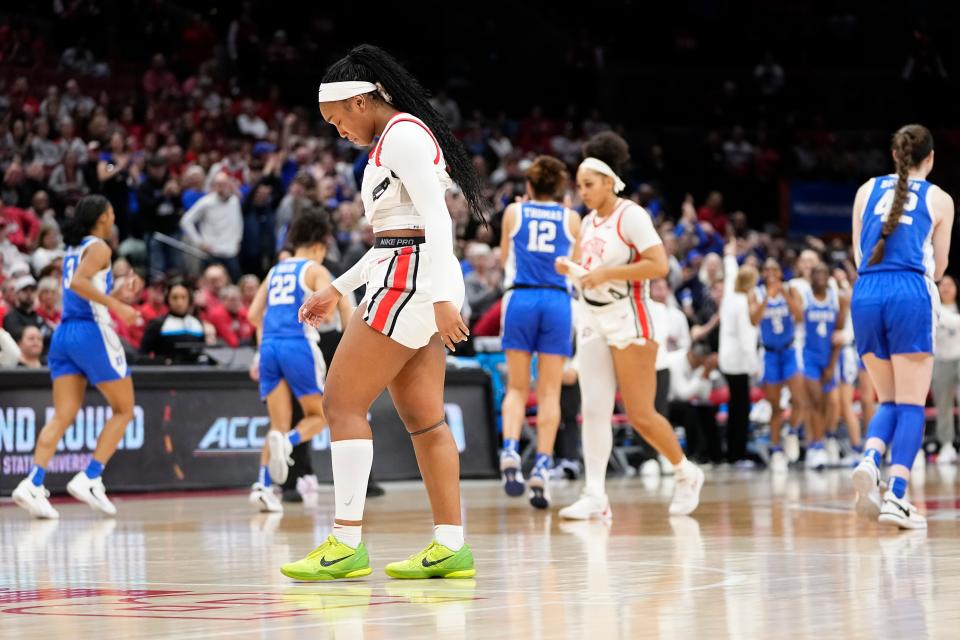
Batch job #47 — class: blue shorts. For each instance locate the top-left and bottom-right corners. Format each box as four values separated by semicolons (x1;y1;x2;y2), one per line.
803;350;837;393
259;337;326;400
501;288;573;357
852;271;936;359
48;319;129;385
762;347;798;385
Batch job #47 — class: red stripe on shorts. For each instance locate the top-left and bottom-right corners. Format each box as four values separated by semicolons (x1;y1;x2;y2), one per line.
370;251;412;332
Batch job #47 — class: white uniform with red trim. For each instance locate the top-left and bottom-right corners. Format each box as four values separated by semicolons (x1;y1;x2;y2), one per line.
576;199;661;350
332;112;465;349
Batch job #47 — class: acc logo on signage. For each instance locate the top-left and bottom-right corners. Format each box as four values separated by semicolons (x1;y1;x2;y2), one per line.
195;417;271;454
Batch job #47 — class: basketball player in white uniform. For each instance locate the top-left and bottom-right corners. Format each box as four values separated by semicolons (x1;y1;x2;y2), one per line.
557;132;704;520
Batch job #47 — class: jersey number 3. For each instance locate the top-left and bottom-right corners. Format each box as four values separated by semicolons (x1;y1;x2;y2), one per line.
526;220;556;253
268;273;296;305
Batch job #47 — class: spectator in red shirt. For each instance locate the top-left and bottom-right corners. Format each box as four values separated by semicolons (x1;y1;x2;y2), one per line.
204;284;254;347
35;276;61;332
697;191;728;237
472;297;502;337
0;279;16;327
138;277;169;326
0;192;41;252
109;271;146;349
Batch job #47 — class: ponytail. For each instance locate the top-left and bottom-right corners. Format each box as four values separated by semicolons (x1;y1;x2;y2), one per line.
323;45;487;223
868;124;933;266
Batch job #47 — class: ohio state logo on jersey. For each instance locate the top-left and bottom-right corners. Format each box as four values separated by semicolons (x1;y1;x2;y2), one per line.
581;236;607;260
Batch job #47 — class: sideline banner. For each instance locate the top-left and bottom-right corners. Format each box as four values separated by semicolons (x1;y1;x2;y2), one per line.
787;180;859;236
0;367;498;494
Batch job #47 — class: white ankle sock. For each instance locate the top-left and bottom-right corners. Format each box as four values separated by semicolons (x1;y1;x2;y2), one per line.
674;456;695;481
331;439;373;522
434;524;464;551
332;524;362;549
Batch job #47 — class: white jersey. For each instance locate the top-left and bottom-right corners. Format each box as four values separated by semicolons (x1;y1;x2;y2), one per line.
578;200;662;306
360;112;452;234
575;200;662;349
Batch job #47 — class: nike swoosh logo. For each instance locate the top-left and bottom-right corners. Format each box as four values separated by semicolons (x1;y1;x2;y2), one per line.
319;555;352;567
344;495;354;506
422;555;454;568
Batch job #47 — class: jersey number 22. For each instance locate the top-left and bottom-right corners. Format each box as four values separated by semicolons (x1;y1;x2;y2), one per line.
268;274;296;305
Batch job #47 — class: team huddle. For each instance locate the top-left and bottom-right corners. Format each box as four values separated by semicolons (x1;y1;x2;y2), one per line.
9;44;953;579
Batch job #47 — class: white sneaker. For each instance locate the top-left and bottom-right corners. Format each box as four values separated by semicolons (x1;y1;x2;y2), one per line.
12;478;59;519
911;450;926;486
938;443;958;465
500;450;525;497
852;458;882;519
267;430;293;485
670;463;705;515
640;459;661;477
296;474;321;507
66;472;117;516
805;446;826;470
825;438;841;466
783;431;801;463
559;493;612;520
770;450;788;474
878;489;927;530
658;454;675;476
528;468;551;510
249;482;283;513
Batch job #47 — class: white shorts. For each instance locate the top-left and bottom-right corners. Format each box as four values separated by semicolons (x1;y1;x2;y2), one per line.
360;243;465;349
576;296;653;350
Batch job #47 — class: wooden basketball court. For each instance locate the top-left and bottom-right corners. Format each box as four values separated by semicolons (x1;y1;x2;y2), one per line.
2;467;959;639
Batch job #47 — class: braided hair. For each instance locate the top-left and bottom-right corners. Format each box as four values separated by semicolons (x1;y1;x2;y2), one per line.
323;45;486;223
867;124;934;266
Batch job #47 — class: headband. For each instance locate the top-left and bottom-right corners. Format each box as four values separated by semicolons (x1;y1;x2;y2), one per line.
317;81;393;104
579;157;626;194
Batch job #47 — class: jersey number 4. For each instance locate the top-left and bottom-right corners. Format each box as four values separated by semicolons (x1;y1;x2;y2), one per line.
526;220;556;253
873;189;918;225
268;273;297;305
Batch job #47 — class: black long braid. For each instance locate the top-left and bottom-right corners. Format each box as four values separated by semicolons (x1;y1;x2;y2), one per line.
322;44;487;224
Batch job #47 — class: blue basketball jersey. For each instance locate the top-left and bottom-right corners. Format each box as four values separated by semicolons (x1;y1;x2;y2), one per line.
758;284;795;350
803;288;838;362
859;176;935;277
62;236;112;324
505;202;572;289
262;258;316;340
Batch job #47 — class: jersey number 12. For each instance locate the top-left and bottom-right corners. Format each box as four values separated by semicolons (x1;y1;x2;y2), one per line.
527;220;556;253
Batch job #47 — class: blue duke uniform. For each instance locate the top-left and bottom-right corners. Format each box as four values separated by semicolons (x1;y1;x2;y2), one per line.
853;176;939;358
803;288;840;391
501;202;574;356
259;258;326;399
759;284;798;384
48;236;129;384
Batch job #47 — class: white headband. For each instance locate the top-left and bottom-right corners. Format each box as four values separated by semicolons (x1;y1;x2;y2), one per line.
579;157;626;194
317;81;393;104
